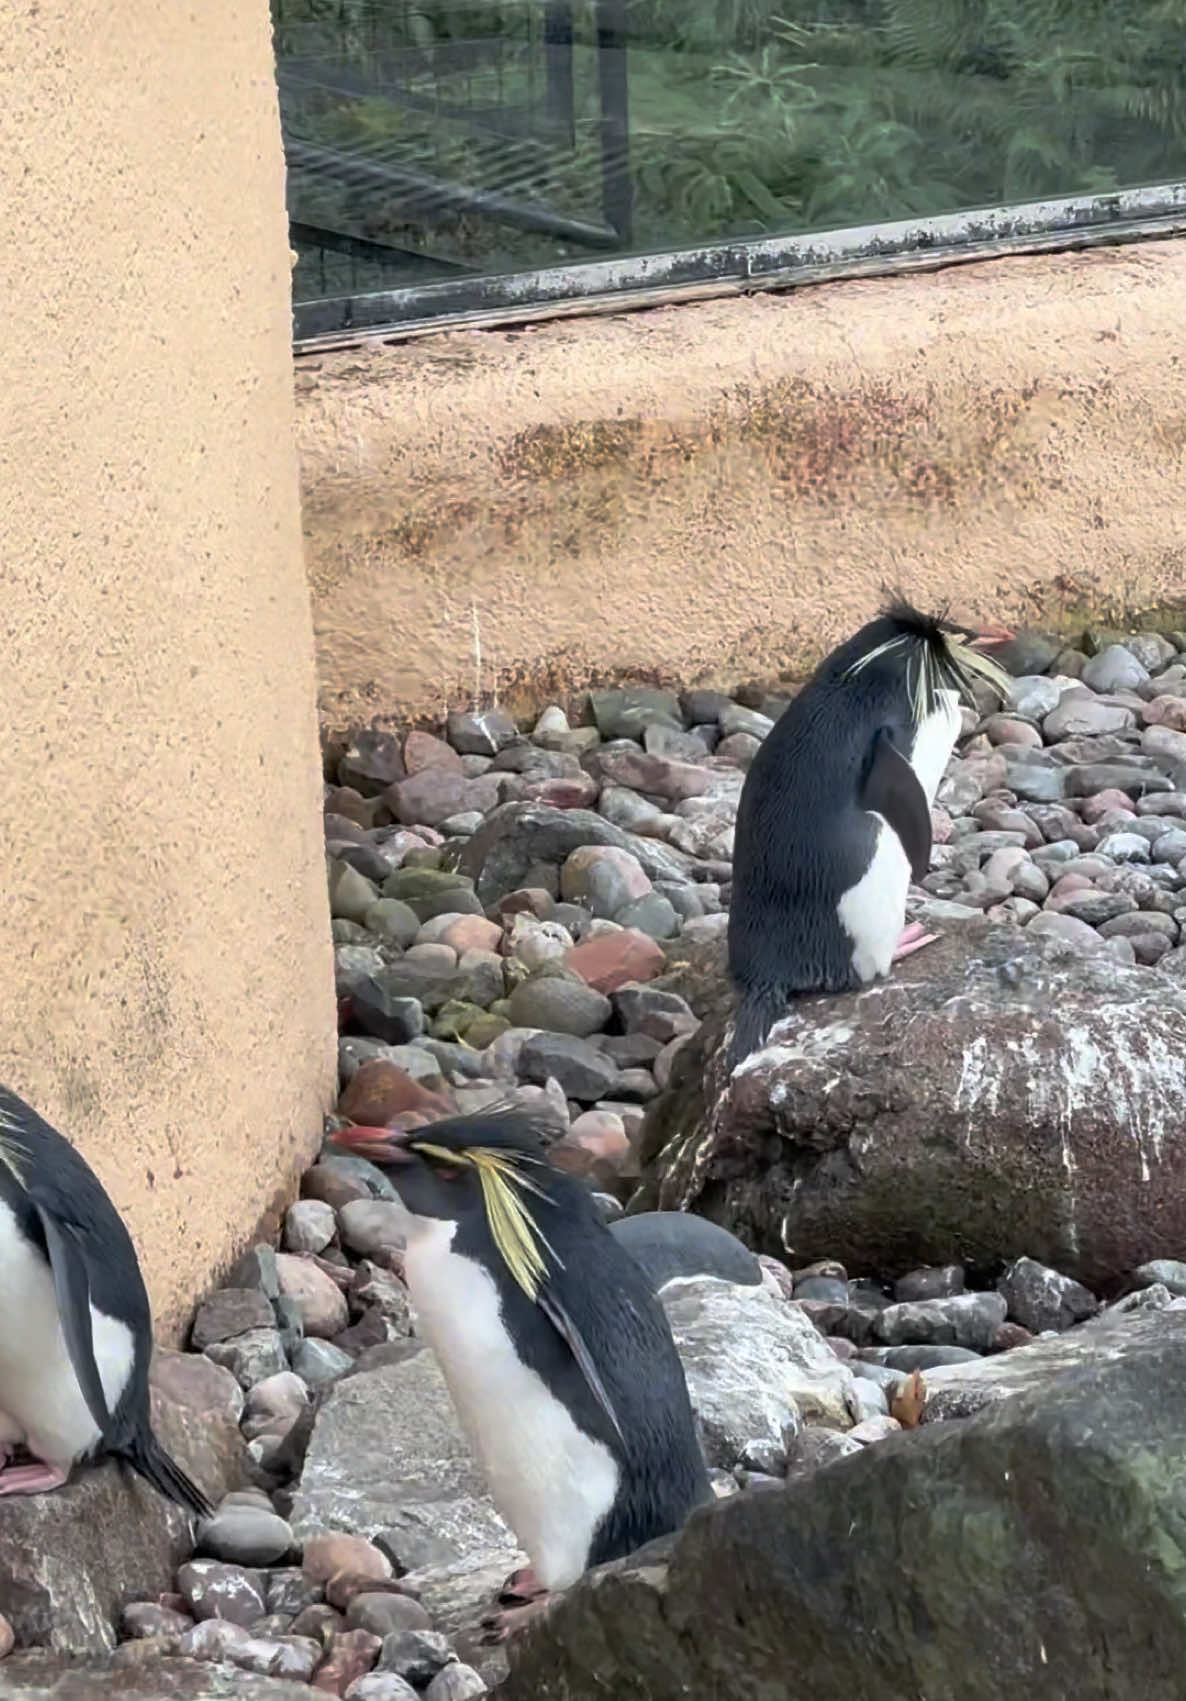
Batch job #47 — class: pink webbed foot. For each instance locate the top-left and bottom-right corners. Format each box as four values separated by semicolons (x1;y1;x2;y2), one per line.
480;1594;554;1645
498;1564;548;1606
0;1459;69;1496
892;922;938;962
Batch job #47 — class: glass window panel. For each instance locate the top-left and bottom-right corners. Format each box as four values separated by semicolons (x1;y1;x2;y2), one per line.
274;0;1186;320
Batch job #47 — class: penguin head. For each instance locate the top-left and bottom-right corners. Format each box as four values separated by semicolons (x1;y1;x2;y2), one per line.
330;1106;571;1302
826;595;1013;728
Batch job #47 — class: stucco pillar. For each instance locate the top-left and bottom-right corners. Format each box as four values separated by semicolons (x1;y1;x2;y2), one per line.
0;0;336;1336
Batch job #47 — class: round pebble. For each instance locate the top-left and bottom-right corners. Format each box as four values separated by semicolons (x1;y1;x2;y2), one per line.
198;1505;295;1567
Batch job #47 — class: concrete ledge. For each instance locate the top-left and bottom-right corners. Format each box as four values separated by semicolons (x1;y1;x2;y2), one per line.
296;239;1186;730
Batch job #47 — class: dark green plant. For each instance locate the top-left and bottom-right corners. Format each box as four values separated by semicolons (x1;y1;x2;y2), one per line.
274;0;1186;290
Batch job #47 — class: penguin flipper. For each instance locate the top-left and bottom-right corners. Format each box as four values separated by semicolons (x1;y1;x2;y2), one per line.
33;1203;115;1442
119;1427;213;1520
861;728;933;882
537;1286;626;1447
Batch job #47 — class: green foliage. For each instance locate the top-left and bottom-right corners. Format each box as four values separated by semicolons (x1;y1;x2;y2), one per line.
274;0;1186;293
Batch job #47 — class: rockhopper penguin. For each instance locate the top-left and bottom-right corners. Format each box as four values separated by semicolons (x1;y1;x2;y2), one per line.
0;1084;211;1517
331;1106;712;1639
726;597;1012;1066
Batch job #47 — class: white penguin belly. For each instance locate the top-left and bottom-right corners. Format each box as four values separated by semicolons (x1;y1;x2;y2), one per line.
403;1216;620;1591
837;820;911;981
0;1199;135;1468
837;690;961;979
909;691;962;804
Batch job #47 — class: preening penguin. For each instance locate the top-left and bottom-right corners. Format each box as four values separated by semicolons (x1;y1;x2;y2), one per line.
0;1085;211;1517
726;598;1012;1066
331;1107;712;1639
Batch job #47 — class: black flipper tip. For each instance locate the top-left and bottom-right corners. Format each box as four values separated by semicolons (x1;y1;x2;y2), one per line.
121;1429;213;1520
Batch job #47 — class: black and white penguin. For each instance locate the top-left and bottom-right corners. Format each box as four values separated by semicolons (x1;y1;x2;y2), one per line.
726;597;1012;1066
0;1085;211;1517
330;1107;712;1638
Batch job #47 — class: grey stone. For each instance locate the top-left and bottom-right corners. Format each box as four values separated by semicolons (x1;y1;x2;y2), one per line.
872;1292;1007;1351
424;1666;488;1701
1132;1260;1186;1296
637;922;1186;1289
496;1311;1186;1701
266;1569;323;1618
920;1305;1186;1421
447;709;518;756
997;1256;1099;1333
1007;675;1062;719
336;945;389;997
458;803;694;906
893;1266;966;1303
615;892;681;940
346;1676;420;1701
858;1345;982;1372
661;1279;856;1472
284;1200;337;1256
288;1350;519;1636
316;1151;403;1203
783;1426;863;1479
518;1032;619;1101
505;974;612;1037
292;1338;355;1387
198;1506;294;1568
177;1560;267;1627
191;1289;276;1350
719;703;773;740
205;1329;290;1391
330;862;382;925
349;978;430;1043
1043;692;1136;740
589;687;683;740
377;1628;455;1685
345;1592;433;1638
363;899;422;948
1082;644;1151;693
339;730;407;796
1096;831;1152;862
1025;912;1113;953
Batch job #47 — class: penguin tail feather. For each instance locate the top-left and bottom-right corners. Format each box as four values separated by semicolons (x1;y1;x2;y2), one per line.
121;1430;213;1520
726;985;789;1072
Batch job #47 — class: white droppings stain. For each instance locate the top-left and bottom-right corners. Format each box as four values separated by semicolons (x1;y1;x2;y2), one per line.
734;1022;856;1077
951;1003;1186;1213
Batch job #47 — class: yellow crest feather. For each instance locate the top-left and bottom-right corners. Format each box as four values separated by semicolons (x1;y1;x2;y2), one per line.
409;1140;561;1301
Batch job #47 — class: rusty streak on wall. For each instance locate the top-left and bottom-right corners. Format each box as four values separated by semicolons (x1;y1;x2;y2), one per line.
0;0;336;1338
296;239;1186;733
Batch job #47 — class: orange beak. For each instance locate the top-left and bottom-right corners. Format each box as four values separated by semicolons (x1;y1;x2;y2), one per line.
329;1123;415;1165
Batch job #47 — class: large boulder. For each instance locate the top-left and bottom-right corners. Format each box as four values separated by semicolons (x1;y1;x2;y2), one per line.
633;921;1186;1288
497;1310;1186;1701
0;1654;319;1698
0;1349;249;1653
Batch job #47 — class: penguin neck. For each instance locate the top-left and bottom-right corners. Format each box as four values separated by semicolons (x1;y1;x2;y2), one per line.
908;690;961;804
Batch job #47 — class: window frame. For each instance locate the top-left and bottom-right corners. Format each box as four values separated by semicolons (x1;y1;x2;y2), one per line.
291;181;1186;353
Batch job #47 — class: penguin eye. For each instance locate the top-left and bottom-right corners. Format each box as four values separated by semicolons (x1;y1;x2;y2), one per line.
430;1161;465;1182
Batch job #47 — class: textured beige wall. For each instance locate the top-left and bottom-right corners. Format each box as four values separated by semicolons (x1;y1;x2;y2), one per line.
298;240;1186;730
0;1;336;1338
